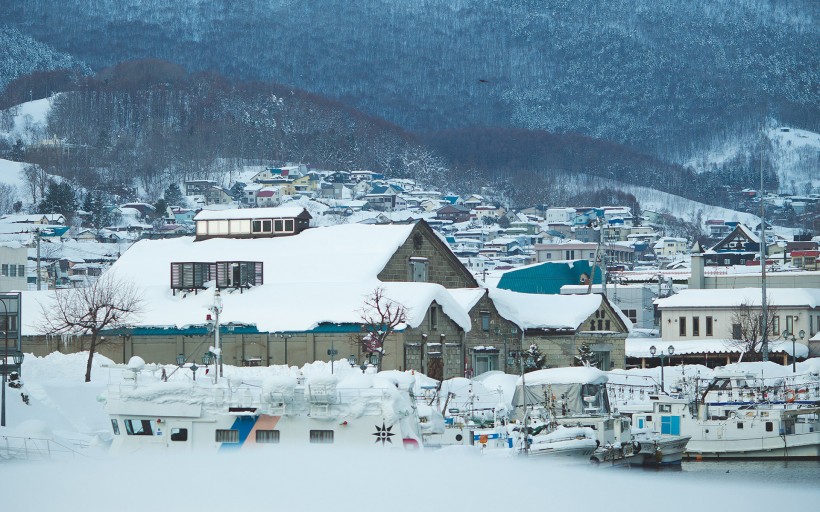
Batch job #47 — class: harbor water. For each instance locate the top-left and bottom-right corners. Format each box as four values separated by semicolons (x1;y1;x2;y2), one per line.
642;460;820;485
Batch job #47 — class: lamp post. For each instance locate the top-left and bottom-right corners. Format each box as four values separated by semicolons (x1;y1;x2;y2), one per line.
649;344;674;393
277;334;292;366
784;330;806;373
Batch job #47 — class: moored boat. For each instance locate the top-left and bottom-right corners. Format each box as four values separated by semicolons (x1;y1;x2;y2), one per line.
105;358;424;453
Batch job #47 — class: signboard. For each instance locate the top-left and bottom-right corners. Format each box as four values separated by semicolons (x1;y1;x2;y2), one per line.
327;349;338;356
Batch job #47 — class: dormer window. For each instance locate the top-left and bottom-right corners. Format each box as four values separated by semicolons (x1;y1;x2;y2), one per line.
170;262;215;294
216;261;263;290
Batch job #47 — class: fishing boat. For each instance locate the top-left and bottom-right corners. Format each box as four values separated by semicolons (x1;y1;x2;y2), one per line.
633;391;820;460
511;367;656;465
105;357;424;454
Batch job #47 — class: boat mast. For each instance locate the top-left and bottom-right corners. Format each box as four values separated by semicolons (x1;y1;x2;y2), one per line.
759;138;769;362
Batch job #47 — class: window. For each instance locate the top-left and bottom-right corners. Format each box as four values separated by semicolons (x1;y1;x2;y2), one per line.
429;305;438;330
597;319;603;330
623;309;637;324
605;320;611;330
310;430;334;444
274;219;284;232
216;429;239;443
565;250;575;259
409;258;428;282
480;311;490;331
785;316;794;336
679;316;686;336
706;316;713;336
9;264;16;277
124;419;153;436
171;428;188;441
545;252;552;259
0;264;7;276
1;315;18;333
256;430;280;444
111;419;120;435
17;265;24;277
772;316;780;336
474;353;498;374
736;422;744;429
765;422;773;432
692;317;700;336
285;219;294;232
252;220;273;234
732;323;742;340
658;405;672;413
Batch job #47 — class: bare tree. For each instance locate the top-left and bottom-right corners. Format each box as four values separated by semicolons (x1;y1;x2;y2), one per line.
39;273;143;382
726;300;780;362
21;164;49;204
0;183;17;214
357;288;408;371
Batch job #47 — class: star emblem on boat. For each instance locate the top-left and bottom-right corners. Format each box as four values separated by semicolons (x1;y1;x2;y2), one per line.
373;422;395;445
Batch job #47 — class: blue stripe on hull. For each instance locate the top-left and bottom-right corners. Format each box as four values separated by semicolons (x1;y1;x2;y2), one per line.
218;416;258;451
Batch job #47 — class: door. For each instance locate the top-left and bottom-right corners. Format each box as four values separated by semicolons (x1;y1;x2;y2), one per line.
427;356;444;381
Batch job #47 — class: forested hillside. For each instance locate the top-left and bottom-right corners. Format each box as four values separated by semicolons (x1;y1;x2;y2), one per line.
3;0;817;160
0;28;90;106
16;62;451;200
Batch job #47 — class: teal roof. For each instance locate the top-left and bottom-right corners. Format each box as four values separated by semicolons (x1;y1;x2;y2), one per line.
496;260;602;294
105;322;405;336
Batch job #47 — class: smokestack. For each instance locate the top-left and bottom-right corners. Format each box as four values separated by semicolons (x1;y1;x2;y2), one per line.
690;253;705;289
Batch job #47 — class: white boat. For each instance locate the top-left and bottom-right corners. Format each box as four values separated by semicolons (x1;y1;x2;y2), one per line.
633;393;820;460
511;367;653;465
105;358;424;454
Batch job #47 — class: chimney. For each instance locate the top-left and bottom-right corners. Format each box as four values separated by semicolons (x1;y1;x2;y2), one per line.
690;253;705;289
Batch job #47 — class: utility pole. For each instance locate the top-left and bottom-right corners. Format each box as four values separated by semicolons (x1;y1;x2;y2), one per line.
760;141;769;362
36;228;41;290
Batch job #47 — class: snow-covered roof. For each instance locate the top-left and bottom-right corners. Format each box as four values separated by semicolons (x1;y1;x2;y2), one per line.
447;288;487;313
656;288;820;309
21;223;473;335
626;338;808;358
517;367;608;386
194;206;306;221
488;288;602;330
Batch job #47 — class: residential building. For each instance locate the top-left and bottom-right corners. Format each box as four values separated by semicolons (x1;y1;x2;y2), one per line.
0;243;27;292
654;287;819;360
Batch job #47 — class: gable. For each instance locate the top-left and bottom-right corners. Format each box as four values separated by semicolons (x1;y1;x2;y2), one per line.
378;221;479;289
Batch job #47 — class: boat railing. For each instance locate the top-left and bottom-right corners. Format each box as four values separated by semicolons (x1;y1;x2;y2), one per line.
0;435;92;461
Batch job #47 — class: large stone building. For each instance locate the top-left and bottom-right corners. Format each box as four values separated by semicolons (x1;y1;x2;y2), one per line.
22;207;632;377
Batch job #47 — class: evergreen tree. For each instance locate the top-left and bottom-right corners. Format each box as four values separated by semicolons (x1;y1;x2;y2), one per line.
38;180;77;218
163;183;185;207
523;343;546;373
574;343;597;368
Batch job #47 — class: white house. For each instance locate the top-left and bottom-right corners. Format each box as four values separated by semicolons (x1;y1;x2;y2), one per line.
655;288;819;359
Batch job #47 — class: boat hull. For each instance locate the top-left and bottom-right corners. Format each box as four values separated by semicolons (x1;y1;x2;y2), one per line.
685;432;820;460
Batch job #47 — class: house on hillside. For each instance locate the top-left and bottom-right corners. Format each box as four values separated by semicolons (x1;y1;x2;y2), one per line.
704;224;761;266
436;204;471;224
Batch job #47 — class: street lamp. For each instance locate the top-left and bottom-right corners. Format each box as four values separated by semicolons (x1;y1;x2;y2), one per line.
784;330;806;373
649;344;674;393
